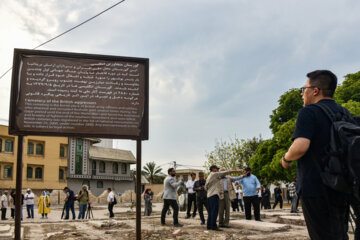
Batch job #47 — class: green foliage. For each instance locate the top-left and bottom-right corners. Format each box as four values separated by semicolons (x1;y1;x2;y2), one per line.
250;89;302;184
334;71;360;104
342;100;360;116
269;89;303;134
205;136;263;173
142;162;164;184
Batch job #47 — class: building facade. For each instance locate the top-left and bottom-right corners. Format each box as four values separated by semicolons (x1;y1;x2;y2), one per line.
0;124;68;192
67;137;136;196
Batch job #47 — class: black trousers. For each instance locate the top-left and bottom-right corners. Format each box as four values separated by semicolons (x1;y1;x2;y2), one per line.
243;195;260;220
1;208;7;220
207;195;219;230
273;197;283;209
187;193;197;217
11;208;15;218
301;187;348;240
161;199;179;225
197;196;208;223
261;196;271;209
108;202;114;218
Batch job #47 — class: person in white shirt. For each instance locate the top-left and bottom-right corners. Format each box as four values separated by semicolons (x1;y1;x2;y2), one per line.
235;185;244;212
185;173;197;218
107;188;115;218
1;191;9;220
24;188;34;219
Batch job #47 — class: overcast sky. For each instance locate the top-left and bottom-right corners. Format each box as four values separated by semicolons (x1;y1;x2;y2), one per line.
1;0;360;170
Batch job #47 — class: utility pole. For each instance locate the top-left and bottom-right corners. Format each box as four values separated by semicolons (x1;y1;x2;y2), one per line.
173;161;177;170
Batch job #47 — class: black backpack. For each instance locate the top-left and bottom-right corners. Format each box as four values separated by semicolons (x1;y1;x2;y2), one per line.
315;103;360;201
113;195;117;205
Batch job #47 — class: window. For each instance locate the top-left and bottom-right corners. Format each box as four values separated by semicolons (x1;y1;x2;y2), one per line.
35;167;43;179
92;161;96;175
27;142;34;154
97;180;103;188
75;139;83;175
99;161;105;173
59;168;64;180
112;162;118;174
36;143;44;155
60;145;67;158
5;139;13;152
3;165;12;178
0;139;2;152
27;167;33;179
121;163;127;174
183;175;188;182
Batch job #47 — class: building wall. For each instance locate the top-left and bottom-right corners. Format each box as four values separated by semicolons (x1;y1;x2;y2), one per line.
0;125;68;191
67;178;134;196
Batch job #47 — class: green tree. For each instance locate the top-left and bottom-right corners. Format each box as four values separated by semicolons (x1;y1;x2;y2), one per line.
269;88;303;134
250;89;302;184
143;161;163;184
205;136;263;173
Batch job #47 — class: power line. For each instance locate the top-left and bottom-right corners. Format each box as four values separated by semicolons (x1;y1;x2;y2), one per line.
0;0;126;81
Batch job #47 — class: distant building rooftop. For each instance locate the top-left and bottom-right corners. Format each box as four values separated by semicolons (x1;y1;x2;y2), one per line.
89;146;136;164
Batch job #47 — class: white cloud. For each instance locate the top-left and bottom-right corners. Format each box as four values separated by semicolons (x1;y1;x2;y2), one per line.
1;0;360;168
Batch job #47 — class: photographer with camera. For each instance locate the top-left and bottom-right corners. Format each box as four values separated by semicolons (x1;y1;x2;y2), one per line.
63;187;76;220
236;166;261;221
77;185;90;219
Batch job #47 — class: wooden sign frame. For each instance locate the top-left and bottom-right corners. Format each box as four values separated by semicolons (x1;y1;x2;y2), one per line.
9;49;149;140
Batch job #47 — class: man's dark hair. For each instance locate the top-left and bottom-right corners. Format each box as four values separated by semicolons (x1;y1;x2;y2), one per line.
64;187;68;190
190;172;196;177
168;168;174;174
107;188;112;191
306;70;337;98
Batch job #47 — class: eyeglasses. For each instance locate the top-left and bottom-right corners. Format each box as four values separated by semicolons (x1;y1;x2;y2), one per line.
300;86;319;93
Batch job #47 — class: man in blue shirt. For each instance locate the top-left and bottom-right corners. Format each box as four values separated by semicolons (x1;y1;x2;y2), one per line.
236;167;261;221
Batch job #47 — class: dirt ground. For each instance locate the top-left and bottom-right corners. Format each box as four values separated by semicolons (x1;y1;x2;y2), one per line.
0;202;355;240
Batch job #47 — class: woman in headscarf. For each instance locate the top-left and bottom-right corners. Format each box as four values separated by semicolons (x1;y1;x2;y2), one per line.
144;188;153;216
38;191;51;219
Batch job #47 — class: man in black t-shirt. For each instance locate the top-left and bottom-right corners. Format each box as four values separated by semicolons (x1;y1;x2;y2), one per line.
272;185;283;209
281;70;351;240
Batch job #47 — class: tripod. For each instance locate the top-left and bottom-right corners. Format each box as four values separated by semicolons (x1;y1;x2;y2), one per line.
85;203;94;219
61;202;66;219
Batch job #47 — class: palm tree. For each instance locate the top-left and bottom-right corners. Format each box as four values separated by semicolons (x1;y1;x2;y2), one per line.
143;161;163;184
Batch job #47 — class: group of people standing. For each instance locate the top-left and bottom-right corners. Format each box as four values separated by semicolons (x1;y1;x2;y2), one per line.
1;188;50;220
161;165;263;231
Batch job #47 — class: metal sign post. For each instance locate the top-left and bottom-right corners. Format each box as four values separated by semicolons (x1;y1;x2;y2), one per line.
14;135;24;240
136;139;142;240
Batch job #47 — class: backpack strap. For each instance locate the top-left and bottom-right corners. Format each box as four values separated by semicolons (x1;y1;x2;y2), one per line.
314;102;336;122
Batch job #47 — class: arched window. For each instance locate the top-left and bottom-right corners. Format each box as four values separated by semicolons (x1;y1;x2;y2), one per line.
59;169;64;180
99;161;105;173
112;162;118;174
27;166;33;178
36;143;44;155
97;180;103;188
35;167;43;179
0;139;2;152
27;142;34;154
